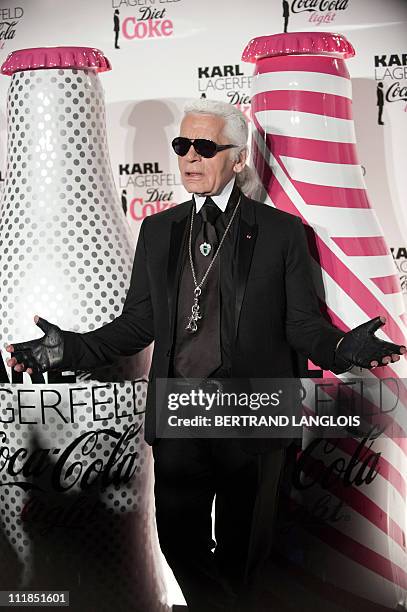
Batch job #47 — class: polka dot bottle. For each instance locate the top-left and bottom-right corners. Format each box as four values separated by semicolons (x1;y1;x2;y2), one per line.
0;48;167;611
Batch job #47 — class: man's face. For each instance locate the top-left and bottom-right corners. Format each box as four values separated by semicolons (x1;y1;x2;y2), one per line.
177;113;246;196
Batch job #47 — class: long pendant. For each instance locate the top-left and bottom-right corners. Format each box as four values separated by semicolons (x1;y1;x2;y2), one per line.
186;286;202;333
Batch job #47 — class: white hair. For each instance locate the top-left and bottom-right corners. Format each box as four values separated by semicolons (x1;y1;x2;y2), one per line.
183;98;260;197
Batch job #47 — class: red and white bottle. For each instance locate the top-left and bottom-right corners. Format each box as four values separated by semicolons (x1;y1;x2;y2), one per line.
243;32;406;610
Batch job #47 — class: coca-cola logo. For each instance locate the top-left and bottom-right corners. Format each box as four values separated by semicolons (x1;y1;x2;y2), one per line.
385;81;407;103
0;424;142;534
282;0;349;29
0;6;23;49
0;379;147;533
0;424;141;494
290;0;349;12
279;430;381;534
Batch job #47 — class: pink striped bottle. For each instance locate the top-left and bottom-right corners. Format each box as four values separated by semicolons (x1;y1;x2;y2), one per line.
243;32;406;609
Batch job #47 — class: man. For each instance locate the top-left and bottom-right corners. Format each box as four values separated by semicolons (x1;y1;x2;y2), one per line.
377;81;385;126
113;9;120;49
6;99;405;611
282;0;290;33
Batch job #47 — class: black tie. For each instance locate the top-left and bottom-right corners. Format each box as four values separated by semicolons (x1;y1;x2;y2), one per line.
200;197;220;255
202;196;221;225
173;197;222;378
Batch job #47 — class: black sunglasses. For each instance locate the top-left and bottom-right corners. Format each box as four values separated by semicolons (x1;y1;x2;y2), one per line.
172;137;238;158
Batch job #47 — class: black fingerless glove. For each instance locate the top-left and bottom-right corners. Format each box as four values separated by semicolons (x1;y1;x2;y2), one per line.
11;317;64;374
334;316;404;371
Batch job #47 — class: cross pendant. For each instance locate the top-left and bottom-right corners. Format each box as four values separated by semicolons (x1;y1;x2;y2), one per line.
186;287;202;333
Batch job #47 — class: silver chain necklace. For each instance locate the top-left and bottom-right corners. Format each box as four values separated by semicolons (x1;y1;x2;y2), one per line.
185;195;241;333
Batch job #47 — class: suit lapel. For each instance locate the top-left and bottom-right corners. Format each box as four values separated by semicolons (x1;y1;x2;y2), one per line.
235;195;258;338
167;202;191;336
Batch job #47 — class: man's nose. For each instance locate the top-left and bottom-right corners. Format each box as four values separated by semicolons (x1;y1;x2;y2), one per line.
185;144;201;162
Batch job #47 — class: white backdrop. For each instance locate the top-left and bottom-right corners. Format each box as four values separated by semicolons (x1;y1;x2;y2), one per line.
0;0;406;607
0;0;406;303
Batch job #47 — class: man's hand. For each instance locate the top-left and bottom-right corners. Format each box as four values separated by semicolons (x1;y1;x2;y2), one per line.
334;316;406;371
5;315;64;375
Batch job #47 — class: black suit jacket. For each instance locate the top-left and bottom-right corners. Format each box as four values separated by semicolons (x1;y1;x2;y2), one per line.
63;194;343;445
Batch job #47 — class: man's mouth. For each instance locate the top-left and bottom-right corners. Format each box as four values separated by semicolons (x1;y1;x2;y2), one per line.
185;172;203;178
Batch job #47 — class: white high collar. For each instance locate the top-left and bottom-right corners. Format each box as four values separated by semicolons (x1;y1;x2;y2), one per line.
193;177;236;213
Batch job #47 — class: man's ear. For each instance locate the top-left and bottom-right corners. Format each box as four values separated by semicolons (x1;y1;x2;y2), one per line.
233;147;247;173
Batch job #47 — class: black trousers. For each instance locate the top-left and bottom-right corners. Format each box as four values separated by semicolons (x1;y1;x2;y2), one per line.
152;438;286;612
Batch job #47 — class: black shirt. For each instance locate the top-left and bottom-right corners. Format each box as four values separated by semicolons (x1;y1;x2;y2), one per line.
172;182;241;378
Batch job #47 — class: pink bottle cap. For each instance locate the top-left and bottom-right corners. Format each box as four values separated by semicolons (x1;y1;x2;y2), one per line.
242;32;355;62
1;46;111;76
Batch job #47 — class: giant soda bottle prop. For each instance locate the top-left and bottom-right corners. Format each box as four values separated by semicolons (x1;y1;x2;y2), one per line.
0;47;167;611
243;32;407;609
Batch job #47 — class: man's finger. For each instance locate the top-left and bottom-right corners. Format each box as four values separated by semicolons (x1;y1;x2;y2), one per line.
12;350;33;366
373;339;405;357
381;356;391;365
370;360;379;368
382;342;405;355
12;340;37;352
13;353;26;365
35;317;52;335
364;316;385;334
391;354;400;362
25;356;38;373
